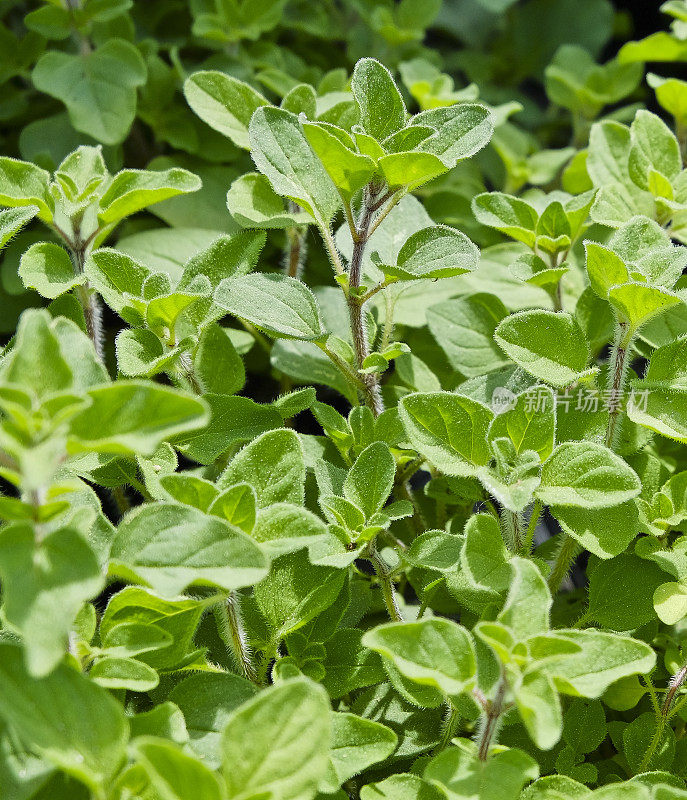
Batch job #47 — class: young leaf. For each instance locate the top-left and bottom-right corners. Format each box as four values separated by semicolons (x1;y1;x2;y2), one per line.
0;157;53;221
248;106;341;226
218;428;305;507
19;242;85;299
68;382;209;456
343;442;395;520
351;58;406;142
472;192;539;247
135;739;225;800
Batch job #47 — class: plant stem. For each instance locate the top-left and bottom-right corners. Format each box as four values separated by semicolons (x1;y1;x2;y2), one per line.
663;662;687;717
547;532;580;594
348;189;384;417
605;322;633;451
70;242;104;360
213;593;260;685
436;702;461;753
522;499;543;555
367;542;403;622
284;203;307;278
477;672;508;761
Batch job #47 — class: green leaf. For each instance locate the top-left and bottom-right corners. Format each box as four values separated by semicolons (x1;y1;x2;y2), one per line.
98;167;202;225
216;273;326;340
495;311;594;388
543;628;655;699
425;745;539;800
587;552;666;629
68;382;209;456
0;157;53;222
498;557;551;640
584;241;630;299
116;328;181;378
174;395;282;465
183;70;268;150
0;205;39;249
248;106;341;226
361;774;446;800
254;549;346;638
551;502;639;559
169;672;257;768
427;294;510;378
537;442;641;508
221;678;331;800
218;429;305;507
489;386;555;461
135;739;225;800
343;442;395;520
362;618;476;700
377;151;447;191
459;513;511;597
110;503;267;597
399;391;493;476
351;58;406;141
252;503;328;557
413;104;494;167
32;39;147;145
227;172;312;229
628;110;682;191
513;668;562;750
194;324;245;395
472;193;539;248
303;122;376;199
101;587;205;671
208;483;257;533
608;283;683;333
0;524;102;677
19;242;84;299
90;657;159;692
0;643;128;793
628;335;687;443
321;713;397;793
382;225;478;281
0;308;73;398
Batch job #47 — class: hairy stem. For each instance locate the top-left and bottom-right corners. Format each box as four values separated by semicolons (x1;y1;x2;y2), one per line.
522;499;543;555
436;702;461;753
605;322;632;451
348;192;384;417
663;662;687;717
477;673;508;761
213;593;260;685
547;532;580;594
285;204;307;279
69;238;104;361
367;542;403;622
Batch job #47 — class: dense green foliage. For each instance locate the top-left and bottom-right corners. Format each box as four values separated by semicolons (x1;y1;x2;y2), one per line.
7;0;687;798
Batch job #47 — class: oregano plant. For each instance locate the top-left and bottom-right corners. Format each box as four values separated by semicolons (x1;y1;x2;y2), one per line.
4;2;687;800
